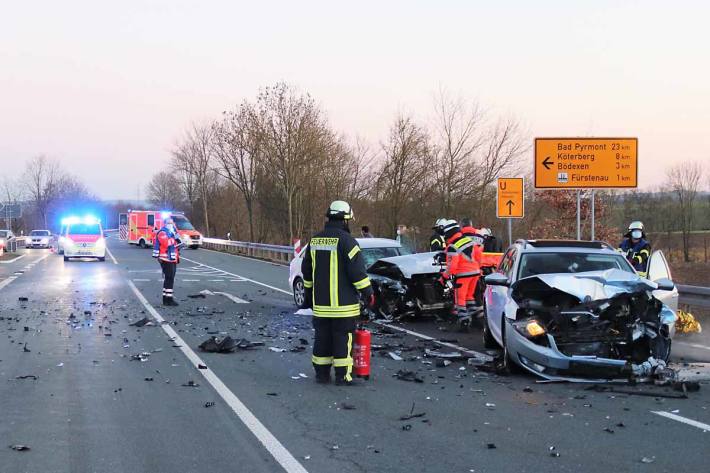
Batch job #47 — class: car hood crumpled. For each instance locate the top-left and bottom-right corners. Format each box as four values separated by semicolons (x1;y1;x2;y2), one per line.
371;252;439;279
511;268;660;303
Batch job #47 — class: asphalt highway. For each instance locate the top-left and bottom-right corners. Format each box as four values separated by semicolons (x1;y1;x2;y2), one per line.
1;238;709;473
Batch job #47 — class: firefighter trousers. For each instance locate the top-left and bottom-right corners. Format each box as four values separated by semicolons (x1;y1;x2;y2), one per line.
160;260;177;299
312;316;357;382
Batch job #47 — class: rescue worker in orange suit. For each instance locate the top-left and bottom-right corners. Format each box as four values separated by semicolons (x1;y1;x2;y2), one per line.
440;220;479;321
301;201;375;386
430;218;446;252
459;218;484;313
152;216;181;306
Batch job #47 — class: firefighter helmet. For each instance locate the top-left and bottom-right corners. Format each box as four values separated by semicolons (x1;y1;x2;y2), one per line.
479;228;492;237
432;218;446;230
626;221;645;239
327;200;354;220
441;219;460;236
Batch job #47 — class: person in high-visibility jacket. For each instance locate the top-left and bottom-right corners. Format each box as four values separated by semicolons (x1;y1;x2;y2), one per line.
440;220;479;319
301;200;374;386
152;217;181;306
619;221;651;277
430;218;446;252
459;218;484;312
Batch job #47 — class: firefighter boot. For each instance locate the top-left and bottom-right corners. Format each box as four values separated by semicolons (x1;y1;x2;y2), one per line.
163;296;179;306
334;367;353;386
314;364;331;384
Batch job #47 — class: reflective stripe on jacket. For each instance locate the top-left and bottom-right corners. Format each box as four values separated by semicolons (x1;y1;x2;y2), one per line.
619;237;650;275
301;221;373;317
430;233;445;252
444;232;481;278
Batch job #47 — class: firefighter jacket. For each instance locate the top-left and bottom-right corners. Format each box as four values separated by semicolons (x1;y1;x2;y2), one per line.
302;220;373;318
619;238;651;275
444;232;481;280
430;233;445;252
153;226;180;263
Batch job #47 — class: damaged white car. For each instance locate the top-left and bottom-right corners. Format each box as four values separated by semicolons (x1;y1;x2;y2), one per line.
482;240;678;381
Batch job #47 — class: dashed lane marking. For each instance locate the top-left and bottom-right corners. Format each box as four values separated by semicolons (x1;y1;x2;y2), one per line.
0;276;18;291
652;411;710;432
180;256;290;295
127;280;308;473
132;279;151;282
182;279;200;282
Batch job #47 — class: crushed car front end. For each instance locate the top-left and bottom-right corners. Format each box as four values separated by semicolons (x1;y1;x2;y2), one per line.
503;269;677;381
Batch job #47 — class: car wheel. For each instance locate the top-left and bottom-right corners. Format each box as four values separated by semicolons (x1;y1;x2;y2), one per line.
98;257;105;262
190;245;198;250
482;303;498;349
138;239;146;249
63;256;69;262
58;249;64;255
293;278;306;309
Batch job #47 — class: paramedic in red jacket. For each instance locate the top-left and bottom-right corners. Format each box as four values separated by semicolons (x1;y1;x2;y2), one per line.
441;220;480;320
460;218;484;312
153;217;181;306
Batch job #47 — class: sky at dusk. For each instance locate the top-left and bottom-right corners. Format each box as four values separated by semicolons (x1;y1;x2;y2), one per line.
1;0;708;200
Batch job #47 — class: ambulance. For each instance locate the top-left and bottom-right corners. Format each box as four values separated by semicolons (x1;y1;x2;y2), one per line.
119;210;203;249
59;216;106;262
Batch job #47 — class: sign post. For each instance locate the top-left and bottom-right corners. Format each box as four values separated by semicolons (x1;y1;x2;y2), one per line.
534;138;638;239
496;177;524;245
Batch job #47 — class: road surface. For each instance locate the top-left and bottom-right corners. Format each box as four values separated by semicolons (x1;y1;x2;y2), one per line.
1;238;709;473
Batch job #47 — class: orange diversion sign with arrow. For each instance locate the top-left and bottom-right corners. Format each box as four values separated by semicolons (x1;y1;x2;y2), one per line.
496;177;524;219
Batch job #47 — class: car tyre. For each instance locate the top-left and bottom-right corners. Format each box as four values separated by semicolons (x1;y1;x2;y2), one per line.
138;239;147;249
190;245;199;250
293;277;307;309
63;256;69;262
98;257;106;262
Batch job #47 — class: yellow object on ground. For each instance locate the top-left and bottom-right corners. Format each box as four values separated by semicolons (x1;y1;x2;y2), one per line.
675;310;702;334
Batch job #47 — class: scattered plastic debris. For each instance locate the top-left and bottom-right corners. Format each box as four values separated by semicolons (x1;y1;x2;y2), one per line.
394;370;424;383
641;457;655;464
204;401;215;408
18;297;28;302
199;336;261;353
198;364;208;370
9;444;30;451
129;318;151;327
181;381;200;387
341;403;356;410
15;375;38;380
387;352;403;361
269;347;287;353
486;443;497;449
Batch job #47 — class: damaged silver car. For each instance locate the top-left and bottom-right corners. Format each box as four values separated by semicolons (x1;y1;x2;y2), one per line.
483;240;678;381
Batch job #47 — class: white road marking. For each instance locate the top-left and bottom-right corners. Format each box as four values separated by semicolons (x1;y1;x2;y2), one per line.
182;279;201;282
675;341;710;352
127;280;308;473
373;320;493;362
132;279;151;282
0;254;26;264
652;411;710;432
106;246;118;264
181;256;290;295
0;276;18;291
209;279;225;282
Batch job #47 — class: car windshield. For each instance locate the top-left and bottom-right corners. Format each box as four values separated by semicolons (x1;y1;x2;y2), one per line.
0;230;10;238
518;252;635;279
361;247;410;269
31;230;50;236
67;223;101;235
173;216;195;230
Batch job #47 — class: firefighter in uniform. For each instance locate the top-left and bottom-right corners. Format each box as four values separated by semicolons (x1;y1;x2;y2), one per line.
619;221;651;277
430;218;447;252
153;216;181;306
302;201;374;385
459;218;484;313
440;220;479;321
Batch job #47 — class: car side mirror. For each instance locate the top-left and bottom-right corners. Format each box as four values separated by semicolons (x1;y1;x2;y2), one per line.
654;278;675;291
485;273;510;287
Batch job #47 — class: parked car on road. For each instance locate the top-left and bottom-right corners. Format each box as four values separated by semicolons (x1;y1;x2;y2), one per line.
289;238;409;309
28;229;52;248
482;239;678;381
0;229;16;253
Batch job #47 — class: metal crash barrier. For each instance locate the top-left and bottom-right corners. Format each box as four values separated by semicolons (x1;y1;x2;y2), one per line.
202;238;293;263
678;285;710;310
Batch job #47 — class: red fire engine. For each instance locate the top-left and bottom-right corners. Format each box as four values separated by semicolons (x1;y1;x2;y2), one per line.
118;210;203;249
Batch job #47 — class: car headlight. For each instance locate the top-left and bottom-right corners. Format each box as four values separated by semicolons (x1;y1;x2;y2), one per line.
96;238;106;249
512;319;547;339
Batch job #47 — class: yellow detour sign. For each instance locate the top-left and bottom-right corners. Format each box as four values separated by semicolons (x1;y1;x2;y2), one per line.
497;177;524;218
535;138;638;189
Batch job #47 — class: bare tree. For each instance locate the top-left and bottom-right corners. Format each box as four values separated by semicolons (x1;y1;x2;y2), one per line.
171;123;215;236
666;161;703;262
212;103;262;241
376;114;432;232
147;171;183;210
432;88;484;215
22;155;64;228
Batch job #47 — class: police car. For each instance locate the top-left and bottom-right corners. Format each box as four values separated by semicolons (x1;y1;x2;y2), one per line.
59;217;107;262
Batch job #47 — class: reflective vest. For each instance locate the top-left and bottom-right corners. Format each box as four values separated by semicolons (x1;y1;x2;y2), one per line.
153;227;180;263
444;232;481;279
302;221;372;317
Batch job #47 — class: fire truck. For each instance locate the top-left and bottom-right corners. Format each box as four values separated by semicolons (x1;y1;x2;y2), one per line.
118;210;203;249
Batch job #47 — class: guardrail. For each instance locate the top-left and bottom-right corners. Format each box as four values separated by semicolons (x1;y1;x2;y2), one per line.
678;284;710;310
202;237;292;263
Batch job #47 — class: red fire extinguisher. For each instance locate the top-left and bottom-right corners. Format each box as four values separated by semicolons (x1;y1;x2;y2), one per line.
353;325;371;380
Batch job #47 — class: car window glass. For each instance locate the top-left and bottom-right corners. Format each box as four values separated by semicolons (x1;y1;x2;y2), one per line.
518;252;635;278
147;215;155;227
505;249;517;278
647;251;670;281
68;224;101;235
0;231;8;238
361;247;403;269
498;248;513;273
173;216;195;230
119;214;128;225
